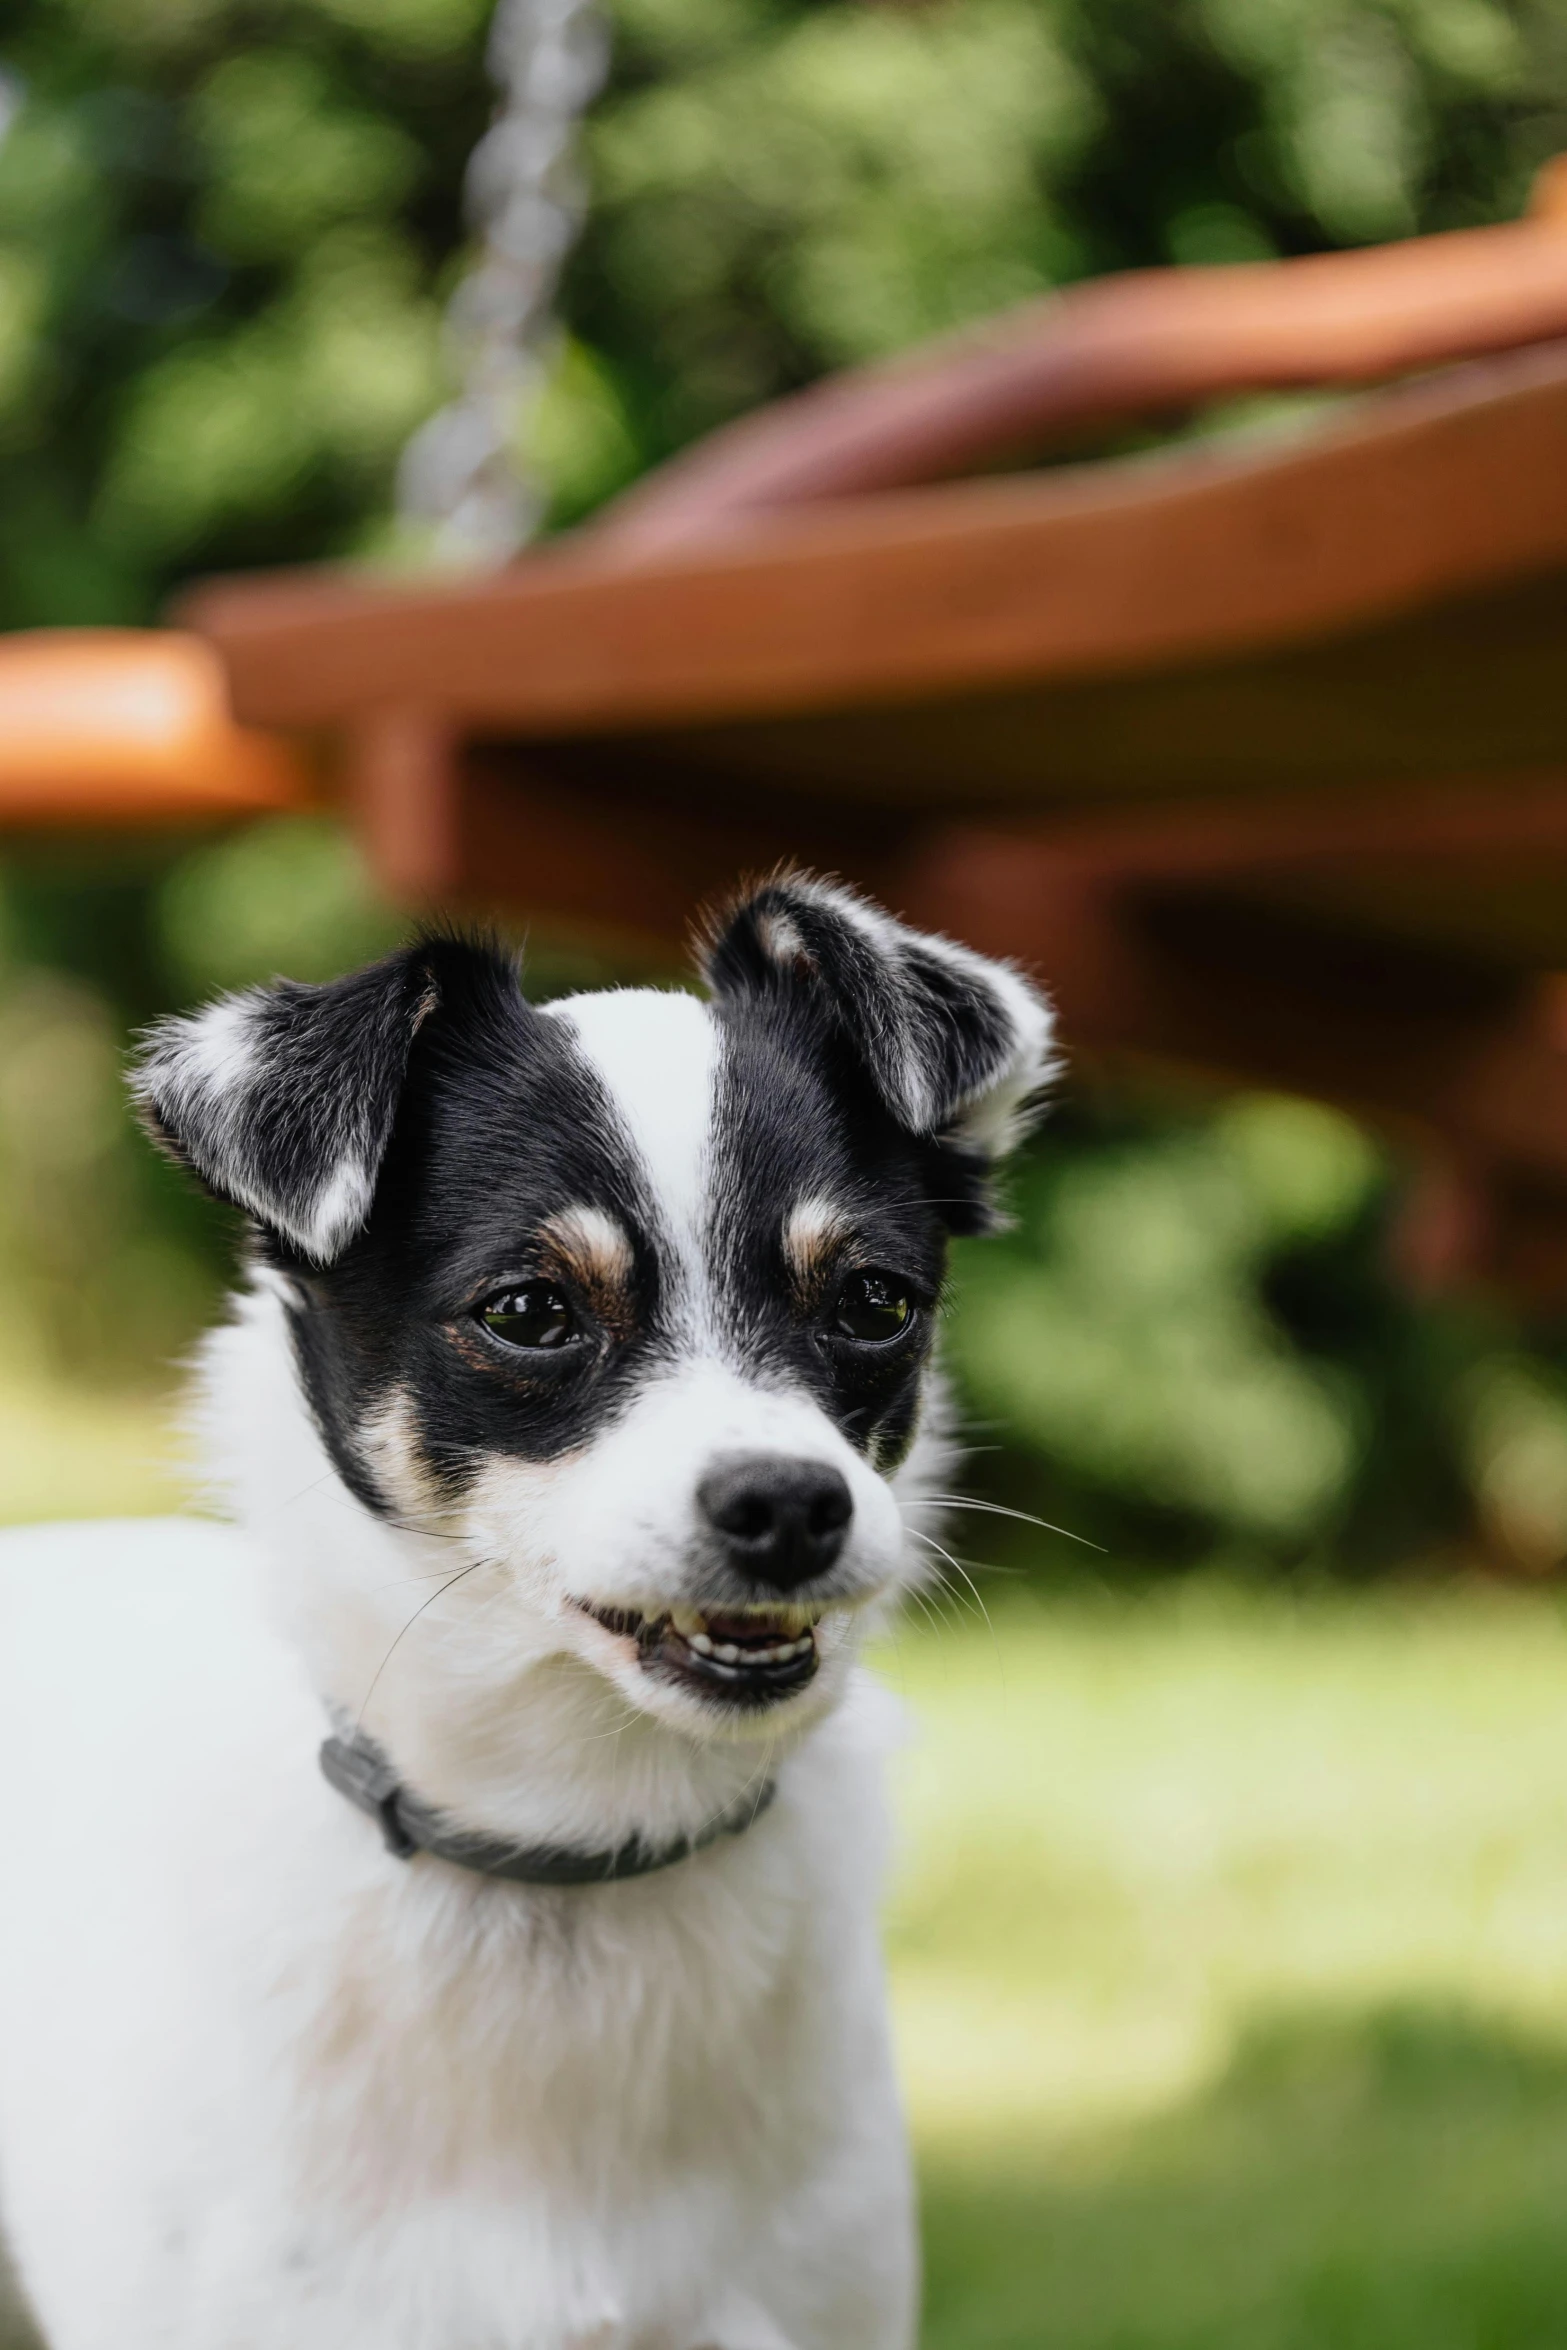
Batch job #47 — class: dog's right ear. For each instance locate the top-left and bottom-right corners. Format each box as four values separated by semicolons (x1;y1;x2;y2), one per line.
700;873;1054;1161
130;936;518;1266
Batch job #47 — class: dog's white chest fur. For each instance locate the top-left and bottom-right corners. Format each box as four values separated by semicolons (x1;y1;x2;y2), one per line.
0;1506;912;2350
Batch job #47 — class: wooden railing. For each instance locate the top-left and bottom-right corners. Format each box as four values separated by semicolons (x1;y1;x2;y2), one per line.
595;158;1567;551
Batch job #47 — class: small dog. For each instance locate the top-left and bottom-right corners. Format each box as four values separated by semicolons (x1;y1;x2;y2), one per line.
0;874;1051;2350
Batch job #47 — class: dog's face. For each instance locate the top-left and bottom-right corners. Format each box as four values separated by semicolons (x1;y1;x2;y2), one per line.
135;877;1051;1741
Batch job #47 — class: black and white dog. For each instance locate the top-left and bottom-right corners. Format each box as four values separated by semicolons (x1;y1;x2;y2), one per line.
0;874;1051;2350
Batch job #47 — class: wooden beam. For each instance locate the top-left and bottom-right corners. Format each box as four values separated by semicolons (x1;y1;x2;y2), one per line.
346;707;462;901
888;827;1567;1198
551;566;1567;811
186;346;1567;749
933;770;1567;884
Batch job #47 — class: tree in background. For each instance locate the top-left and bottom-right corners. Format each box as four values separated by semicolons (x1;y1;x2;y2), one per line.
3;0;1567;1566
4;0;1563;617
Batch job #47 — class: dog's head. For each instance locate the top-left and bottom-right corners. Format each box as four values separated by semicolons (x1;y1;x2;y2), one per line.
134;875;1052;1741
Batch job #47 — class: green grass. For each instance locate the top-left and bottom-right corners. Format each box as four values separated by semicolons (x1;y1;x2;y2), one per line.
11;1408;1567;2347
881;1583;1567;2349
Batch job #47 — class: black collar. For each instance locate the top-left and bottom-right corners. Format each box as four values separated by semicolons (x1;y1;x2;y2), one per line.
319;1727;777;1888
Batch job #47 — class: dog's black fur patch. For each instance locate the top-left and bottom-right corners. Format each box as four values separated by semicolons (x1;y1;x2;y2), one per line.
701;873;1026;1167
273;943;670;1511
708;988;948;1470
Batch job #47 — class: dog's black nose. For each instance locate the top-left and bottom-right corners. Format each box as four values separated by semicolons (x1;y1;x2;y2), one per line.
697;1454;853;1590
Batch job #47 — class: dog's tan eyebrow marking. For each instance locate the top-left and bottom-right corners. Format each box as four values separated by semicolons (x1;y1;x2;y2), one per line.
538;1205;636;1328
782;1197;852;1294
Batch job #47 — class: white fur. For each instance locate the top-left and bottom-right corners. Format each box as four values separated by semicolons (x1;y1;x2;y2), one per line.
0;1511;912;2350
181;990;260;1091
294;1150;376;1262
911;934;1055;1157
545;988;716;1264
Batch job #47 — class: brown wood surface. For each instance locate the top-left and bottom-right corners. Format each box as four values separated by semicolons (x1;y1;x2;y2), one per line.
524;565;1567;814
190;344;1567;754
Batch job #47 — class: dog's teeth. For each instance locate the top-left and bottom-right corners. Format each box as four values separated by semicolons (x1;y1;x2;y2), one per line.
656;1614;820;1671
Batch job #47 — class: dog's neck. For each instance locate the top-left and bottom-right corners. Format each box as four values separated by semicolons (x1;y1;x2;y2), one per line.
195;1279;811;1857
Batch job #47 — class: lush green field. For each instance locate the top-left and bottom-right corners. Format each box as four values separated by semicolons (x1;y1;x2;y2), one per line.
885;1584;1567;2350
9;1410;1567;2348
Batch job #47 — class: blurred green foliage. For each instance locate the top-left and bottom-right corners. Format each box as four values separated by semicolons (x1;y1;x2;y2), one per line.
5;0;1567;1564
4;0;1565;620
948;1090;1509;1572
955;1097;1382;1546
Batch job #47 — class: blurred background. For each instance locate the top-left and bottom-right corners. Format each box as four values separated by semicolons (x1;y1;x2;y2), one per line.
7;1;1567;2343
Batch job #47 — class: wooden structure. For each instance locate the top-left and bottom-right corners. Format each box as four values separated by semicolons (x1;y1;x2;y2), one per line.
0;631;306;826
11;171;1567;1290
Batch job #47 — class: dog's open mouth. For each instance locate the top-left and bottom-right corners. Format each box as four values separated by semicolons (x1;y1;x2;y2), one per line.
578;1602;822;1704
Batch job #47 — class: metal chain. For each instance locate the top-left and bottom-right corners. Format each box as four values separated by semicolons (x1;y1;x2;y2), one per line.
397;0;609;567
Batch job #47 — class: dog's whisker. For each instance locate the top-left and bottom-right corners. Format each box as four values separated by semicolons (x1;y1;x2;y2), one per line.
918;1582;963;1632
573;1710;641;1747
907;1529;1007;1682
254;1468;342;1523
911;1544;1025;1579
901;1580;949;1639
369;1565;480;1588
932;1550;998;1635
353;1559;492;1731
919;1495;1105;1550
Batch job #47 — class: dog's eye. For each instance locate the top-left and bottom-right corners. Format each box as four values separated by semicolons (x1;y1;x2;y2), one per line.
832;1272;914;1344
476;1284;580;1351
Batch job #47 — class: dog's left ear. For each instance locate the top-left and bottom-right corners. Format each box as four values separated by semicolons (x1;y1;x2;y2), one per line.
700;874;1055;1161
